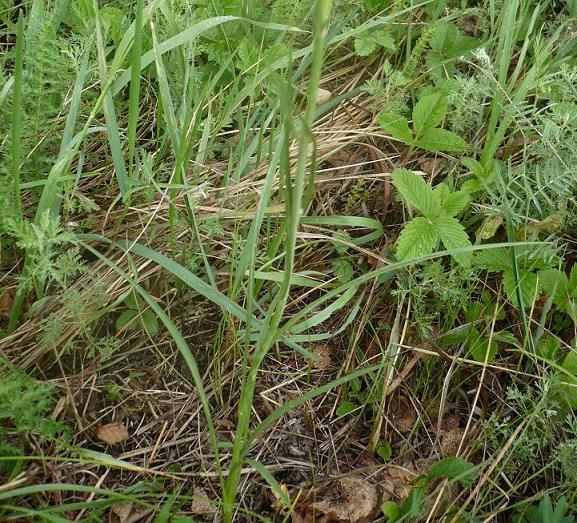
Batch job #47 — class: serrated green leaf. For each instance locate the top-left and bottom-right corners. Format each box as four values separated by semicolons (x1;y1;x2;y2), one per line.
503;269;540;308
418;128;469;153
427;457;477;486
474;248;510;272
468;331;498;363
391;168;440;217
539;268;569;305
396;217;439;260
141;310;160;336
461;157;486;179
435;214;472;266
379;113;413;145
537;335;561;360
412;93;448;136
559;351;577;408
354;34;377;57
433;183;451;202
116;309;138;332
441;190;470;216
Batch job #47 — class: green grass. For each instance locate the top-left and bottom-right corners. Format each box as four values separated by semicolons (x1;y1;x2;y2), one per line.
1;0;577;521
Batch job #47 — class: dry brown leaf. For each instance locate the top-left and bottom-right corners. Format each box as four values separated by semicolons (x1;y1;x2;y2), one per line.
190;488;215;516
311;344;333;370
438;414;465;457
0;290;14;317
294;476;380;523
315;88;332;105
110;502;151;523
96;421;129;444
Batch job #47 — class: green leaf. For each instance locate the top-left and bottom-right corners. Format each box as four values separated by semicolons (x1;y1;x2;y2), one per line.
381;501;401;522
559;351;577;408
412;93;448;136
417;128;469;153
376;441;392;461
396;217;439;261
539;269;569;305
537;335;561;360
332;258;354;283
433;183;451;202
116;309;138;332
503;269;540;308
379;113;413;145
569;265;577;295
435;215;472;266
391;168;440;217
441;190;470;216
401;486;425;519
468;331;498;363
336;401;358;417
354;34;378;56
427;457;477;486
474;248;510;272
140;310;160;336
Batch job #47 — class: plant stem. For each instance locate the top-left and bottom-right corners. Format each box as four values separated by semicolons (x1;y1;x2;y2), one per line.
221;1;333;520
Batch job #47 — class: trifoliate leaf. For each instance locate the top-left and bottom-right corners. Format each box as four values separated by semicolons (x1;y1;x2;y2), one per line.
427;457;477;486
396;217;439;261
379;113;413;145
435;214;472;266
503;269;540;308
391;168;440;217
441;190;470;216
418;128;469;153
412;93;448;136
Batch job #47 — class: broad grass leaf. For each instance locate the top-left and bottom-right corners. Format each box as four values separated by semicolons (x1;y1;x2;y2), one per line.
391;169;440;217
503;269;540;308
396;217;439;261
427;457;477;486
379;113;413;145
435;215;472;266
141;310;160;336
418;128;469;153
336;401;358;416
412;93;448;136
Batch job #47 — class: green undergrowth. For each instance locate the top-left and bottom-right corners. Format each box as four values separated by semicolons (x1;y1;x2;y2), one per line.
1;0;577;521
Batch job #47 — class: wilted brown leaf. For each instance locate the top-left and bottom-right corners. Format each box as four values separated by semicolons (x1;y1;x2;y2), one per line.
0;289;14;317
293;476;380;523
96;421;129;445
315;88;332;105
190;488;215;516
110;502;151;523
311;344;333;370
